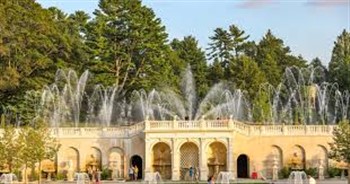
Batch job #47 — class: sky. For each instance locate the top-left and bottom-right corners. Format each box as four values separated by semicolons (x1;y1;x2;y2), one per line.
37;0;350;65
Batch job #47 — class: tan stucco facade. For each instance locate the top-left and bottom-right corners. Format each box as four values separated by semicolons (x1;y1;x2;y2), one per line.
53;119;336;181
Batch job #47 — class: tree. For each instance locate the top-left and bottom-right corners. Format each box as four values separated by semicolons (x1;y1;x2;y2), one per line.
18;121;60;184
208;59;226;86
328;30;350;91
329;121;350;184
0;125;21;173
0;0;86;119
170;36;209;98
85;0;176;93
309;57;327;84
207;24;249;79
228;56;267;100
256;30;306;86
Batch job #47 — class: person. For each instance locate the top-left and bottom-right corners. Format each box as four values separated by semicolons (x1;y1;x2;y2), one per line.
134;165;139;180
195;167;200;181
207;176;215;184
308;175;316;184
95;169;101;184
129;166;134;180
189;167;194;181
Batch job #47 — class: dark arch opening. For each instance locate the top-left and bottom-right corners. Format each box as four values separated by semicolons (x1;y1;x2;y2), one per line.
237;154;249;178
130;155;143;180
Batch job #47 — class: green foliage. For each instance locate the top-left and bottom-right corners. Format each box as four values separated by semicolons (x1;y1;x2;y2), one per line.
328;166;342;178
55;172;66;181
253;89;272;123
278;167;291;179
256;30;306;86
329;121;350;163
207;24;250;84
228;56;267;100
329;30;350;91
305;167;317;178
0;125;21;172
170;36;209;98
101;166;111;180
0;0;86;118
85;0;176;93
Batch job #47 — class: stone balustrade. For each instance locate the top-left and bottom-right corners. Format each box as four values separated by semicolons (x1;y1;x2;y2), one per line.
50;122;145;138
0;119;335;138
146;119;336;136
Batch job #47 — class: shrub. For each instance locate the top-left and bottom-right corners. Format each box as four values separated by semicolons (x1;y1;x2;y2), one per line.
327;166;342;178
100;167;111;180
278;167;291;179
305;167;317;178
55;172;66;180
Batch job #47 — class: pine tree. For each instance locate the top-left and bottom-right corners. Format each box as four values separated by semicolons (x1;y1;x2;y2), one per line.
256;30;306;86
170;36;209;98
85;0;176;93
328;30;350;91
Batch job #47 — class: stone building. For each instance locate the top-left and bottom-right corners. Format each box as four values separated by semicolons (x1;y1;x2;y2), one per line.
54;118;335;180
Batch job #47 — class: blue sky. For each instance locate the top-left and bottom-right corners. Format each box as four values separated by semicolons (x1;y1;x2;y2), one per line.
37;0;349;64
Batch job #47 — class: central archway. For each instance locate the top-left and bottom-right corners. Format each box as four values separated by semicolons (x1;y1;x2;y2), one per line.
237;154;249;178
180;142;199;180
152;142;172;179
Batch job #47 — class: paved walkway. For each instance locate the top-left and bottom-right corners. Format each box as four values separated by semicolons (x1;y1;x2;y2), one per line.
41;179;348;184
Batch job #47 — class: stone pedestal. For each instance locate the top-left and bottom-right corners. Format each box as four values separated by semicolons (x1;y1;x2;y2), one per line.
200;167;208;181
318;165;324;180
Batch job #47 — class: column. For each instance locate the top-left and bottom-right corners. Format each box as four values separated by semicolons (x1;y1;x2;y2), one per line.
227;138;234;179
199;138;208;181
145;139;152;174
172;139;180;180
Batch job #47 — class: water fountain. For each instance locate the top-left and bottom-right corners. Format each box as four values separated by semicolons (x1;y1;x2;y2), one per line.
216;171;232;184
288;171;307;184
75;172;90;184
0;173;18;184
29;66;349;127
257;66;350;125
144;172;162;184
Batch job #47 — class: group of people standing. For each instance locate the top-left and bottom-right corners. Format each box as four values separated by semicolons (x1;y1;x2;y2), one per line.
128;165;139;180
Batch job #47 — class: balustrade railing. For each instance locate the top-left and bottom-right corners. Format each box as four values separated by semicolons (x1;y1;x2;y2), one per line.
146;119;336;136
21;119;337;138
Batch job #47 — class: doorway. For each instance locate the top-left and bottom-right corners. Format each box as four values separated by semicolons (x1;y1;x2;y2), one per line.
131;155;143;179
237;154;249;178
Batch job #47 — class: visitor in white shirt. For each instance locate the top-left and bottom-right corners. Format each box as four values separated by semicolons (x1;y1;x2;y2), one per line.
308;175;316;184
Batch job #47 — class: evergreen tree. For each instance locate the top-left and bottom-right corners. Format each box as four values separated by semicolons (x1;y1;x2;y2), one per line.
208;59;226;85
207;24;249;80
170;36;209;98
309;57;327;84
228;56;267;100
328;30;350;91
329;121;350;184
256;30;306;86
85;0;176;93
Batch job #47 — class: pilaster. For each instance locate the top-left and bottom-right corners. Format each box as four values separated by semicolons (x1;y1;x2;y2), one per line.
199;138;208;180
172;138;180;180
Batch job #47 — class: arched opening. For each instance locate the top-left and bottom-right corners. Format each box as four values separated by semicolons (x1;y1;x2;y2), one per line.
207;142;227;177
86;147;102;172
130;155;143;180
180;142;199;180
152;142;171;179
65;147;80;171
237;154;249;178
272;145;283;168
109;147;124;179
289;145;305;170
316;145;328;173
